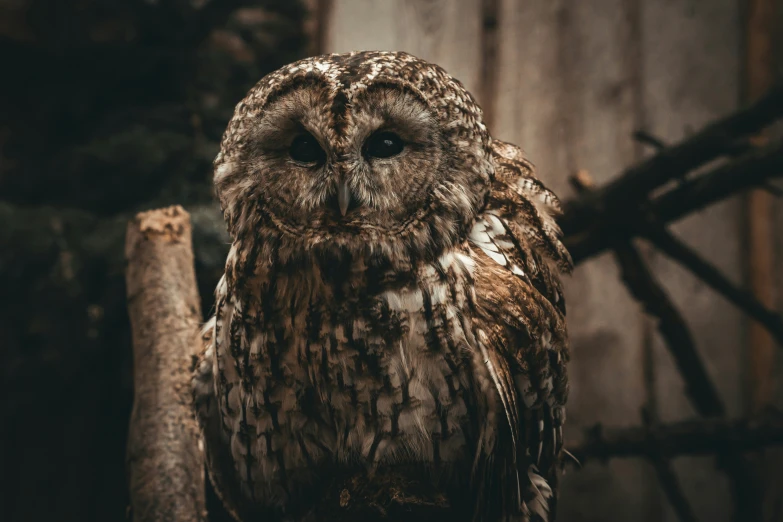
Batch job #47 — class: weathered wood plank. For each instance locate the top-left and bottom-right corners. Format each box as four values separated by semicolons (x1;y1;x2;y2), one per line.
493;1;659;521
641;0;744;521
323;0;485;103
745;0;777;414
757;1;783;520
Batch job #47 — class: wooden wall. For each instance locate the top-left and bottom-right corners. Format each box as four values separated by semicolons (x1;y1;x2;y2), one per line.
315;1;778;520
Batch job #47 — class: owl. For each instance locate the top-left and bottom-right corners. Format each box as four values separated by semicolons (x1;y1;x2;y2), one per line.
192;51;572;522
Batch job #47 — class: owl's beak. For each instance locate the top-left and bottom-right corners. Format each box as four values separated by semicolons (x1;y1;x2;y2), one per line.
337;179;351;217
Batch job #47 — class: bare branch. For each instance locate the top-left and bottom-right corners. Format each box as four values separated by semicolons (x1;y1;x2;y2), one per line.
569;414;783;463
644;226;783;347
640;407;699;522
612;242;724;417
561;85;783;238
565;141;783;264
632;130;667;151
652;142;783;224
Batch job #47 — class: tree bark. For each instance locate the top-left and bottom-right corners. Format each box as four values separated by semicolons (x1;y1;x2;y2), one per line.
125;205;207;522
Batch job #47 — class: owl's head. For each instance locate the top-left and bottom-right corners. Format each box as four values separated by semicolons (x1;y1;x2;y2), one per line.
214;51;493;266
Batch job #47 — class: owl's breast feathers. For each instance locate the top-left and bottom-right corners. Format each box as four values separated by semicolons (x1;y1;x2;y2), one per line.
193;139;571;522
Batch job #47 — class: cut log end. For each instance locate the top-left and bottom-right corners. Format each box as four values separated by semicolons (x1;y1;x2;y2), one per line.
126;204;191;254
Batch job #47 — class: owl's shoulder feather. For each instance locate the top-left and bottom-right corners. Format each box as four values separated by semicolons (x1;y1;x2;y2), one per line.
463;139;571;520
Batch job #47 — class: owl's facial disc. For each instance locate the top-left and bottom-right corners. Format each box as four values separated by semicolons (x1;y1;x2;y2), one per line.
215;52;493;265
243;84;446;245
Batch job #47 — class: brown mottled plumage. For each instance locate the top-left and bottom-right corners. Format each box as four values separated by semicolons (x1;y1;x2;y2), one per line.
192;51;572;522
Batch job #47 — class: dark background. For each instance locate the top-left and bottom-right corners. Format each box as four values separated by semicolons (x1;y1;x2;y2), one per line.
0;1;309;520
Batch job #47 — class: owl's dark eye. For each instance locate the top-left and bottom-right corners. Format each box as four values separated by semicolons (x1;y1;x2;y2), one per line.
289;133;326;164
364;131;404;159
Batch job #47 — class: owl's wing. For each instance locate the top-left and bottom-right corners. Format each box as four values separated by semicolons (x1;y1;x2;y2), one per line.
468;139;571;521
192;315;249;522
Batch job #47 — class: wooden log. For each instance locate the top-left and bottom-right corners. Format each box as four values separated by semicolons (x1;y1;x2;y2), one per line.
125;205;207;522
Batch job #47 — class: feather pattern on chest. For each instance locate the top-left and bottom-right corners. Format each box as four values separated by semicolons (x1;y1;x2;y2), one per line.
192;51;572;522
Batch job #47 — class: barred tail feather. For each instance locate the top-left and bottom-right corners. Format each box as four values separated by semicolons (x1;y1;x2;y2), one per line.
520;464;555;522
